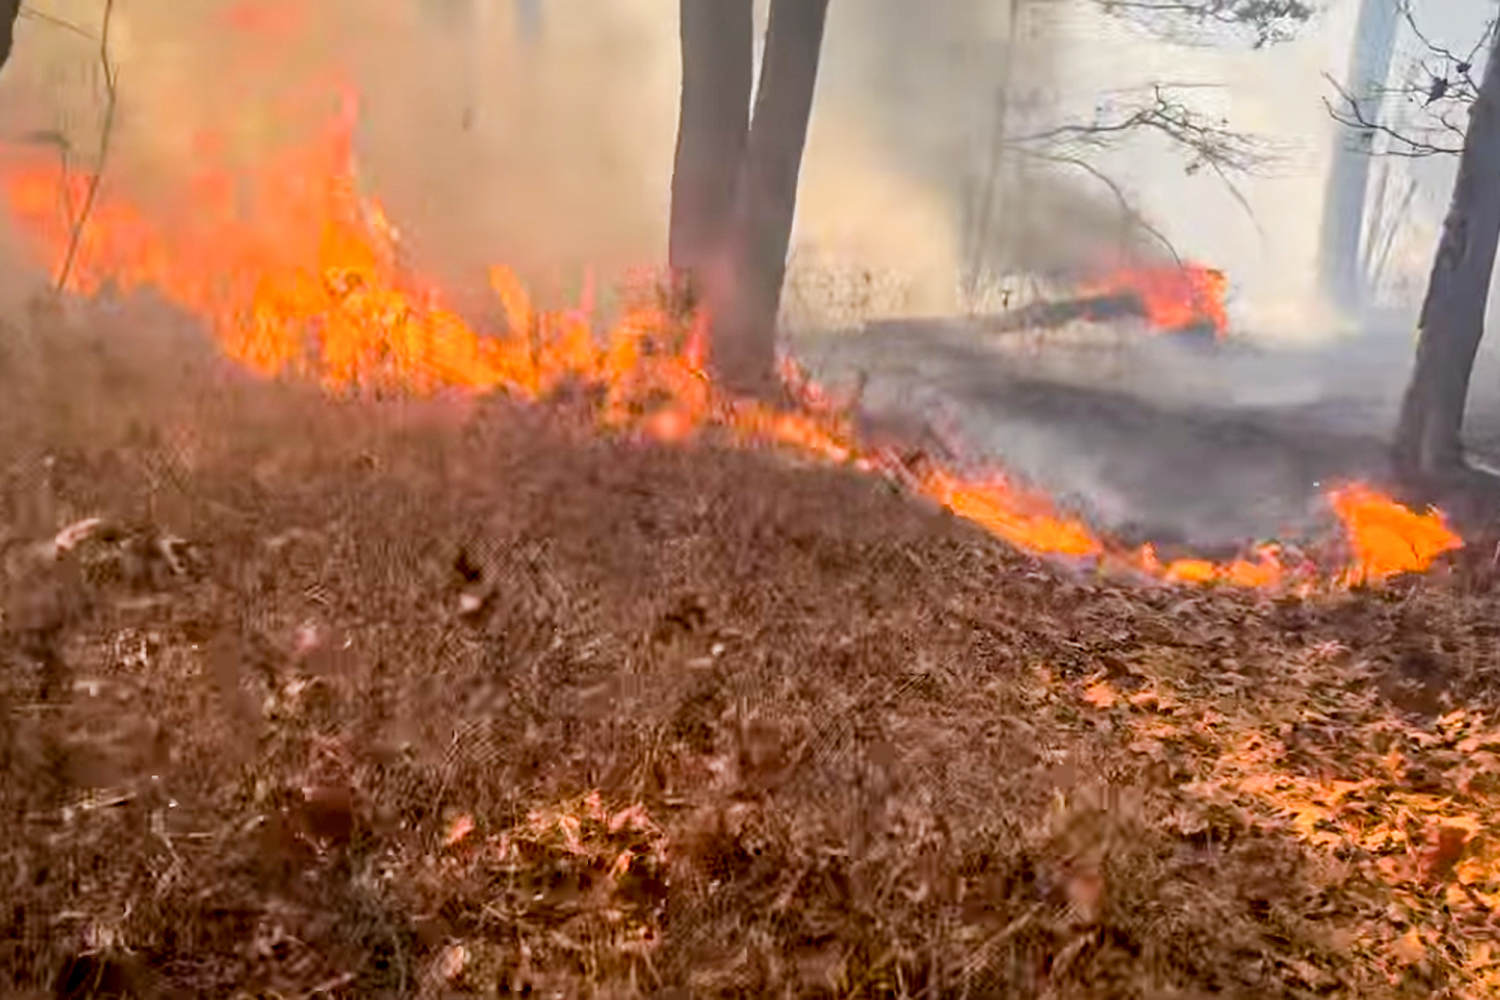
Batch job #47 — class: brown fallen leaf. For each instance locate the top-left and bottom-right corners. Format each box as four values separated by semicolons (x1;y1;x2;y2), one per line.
1082;681;1118;709
300;784;354;845
1391;927;1425;966
1127;688;1172;711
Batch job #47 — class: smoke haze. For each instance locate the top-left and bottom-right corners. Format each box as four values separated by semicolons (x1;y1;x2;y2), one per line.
0;0;1187;314
3;0;1499;546
0;0;1489;324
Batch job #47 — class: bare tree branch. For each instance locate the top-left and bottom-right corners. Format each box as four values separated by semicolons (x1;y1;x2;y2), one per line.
1009;85;1278;175
1324;3;1498;160
1323;73;1461;158
1396;0;1492;95
1011;146;1185;266
1096;0;1318;48
19;4;96;41
1007;84;1276;233
1206;155;1266;240
56;0;116;292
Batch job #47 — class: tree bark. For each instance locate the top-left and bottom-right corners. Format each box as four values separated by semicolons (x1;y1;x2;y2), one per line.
1393;26;1500;492
668;0;753;287
1317;0;1399;316
710;0;830;395
0;0;20;72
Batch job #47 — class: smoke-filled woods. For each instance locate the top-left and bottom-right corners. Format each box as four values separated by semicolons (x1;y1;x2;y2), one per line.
0;2;1370;330
2;3;1500;996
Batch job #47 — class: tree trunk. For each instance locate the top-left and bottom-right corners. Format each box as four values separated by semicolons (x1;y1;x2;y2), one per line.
1317;0;1399;316
962;0;1025;307
0;0;20;72
668;0;754;289
710;0;830;395
1393;26;1500;492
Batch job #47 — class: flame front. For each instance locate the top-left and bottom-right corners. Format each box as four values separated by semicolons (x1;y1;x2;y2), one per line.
1329;483;1463;585
1087;263;1230;337
0;91;1462;590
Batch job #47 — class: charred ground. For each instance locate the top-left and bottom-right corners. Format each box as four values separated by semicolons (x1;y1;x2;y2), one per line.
4;304;1500;998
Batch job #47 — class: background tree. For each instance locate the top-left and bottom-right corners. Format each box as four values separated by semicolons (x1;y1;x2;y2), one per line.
1;0;20;72
1326;6;1492;158
957;0;1314;307
669;0;830;396
1393;25;1500;494
1326;6;1500;497
669;2;753;298
1319;0;1400;316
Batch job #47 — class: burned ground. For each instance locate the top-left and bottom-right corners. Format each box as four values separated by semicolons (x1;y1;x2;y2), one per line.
794;322;1412;553
4;305;1500;998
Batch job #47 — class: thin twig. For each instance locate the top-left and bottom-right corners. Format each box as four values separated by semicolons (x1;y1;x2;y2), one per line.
1323;73;1463;159
19;4;95;41
55;0;116;293
1010;146;1184;267
1206;155;1265;242
1322;7;1500;160
1096;0;1315;48
1005;83;1274;242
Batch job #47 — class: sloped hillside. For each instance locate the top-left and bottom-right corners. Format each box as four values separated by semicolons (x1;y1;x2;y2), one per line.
3;306;1500;999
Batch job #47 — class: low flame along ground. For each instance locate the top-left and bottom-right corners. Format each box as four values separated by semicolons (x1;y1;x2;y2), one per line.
0;87;1462;590
1087;262;1230;336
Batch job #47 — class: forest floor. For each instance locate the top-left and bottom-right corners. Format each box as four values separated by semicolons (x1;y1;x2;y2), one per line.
5;306;1500;999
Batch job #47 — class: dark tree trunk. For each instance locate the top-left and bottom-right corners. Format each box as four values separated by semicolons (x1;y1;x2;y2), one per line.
0;0;20;72
710;0;830;395
668;0;753;287
1393;26;1500;494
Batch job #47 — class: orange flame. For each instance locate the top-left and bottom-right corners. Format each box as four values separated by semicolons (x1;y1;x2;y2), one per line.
921;469;1102;559
1087;263;1229;337
1328;483;1463;585
0;88;1461;592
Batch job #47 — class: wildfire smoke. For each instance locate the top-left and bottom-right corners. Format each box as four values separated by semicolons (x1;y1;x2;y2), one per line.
0;87;1461;592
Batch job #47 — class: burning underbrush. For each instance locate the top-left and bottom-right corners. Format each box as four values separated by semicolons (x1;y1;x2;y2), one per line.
3;308;1500;998
0;81;1466;594
968;263;1231;341
0;68;1492;998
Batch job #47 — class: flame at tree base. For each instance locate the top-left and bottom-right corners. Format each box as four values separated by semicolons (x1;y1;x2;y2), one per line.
1329;483;1465;585
0;89;1463;591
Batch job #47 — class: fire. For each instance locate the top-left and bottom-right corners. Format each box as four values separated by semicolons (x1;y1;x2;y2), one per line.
1328;484;1463;585
1086;263;1229;337
920;469;1102;559
1143;544;1295;590
0;88;1462;592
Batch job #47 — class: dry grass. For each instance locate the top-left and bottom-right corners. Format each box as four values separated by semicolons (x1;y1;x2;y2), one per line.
3;299;1500;998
